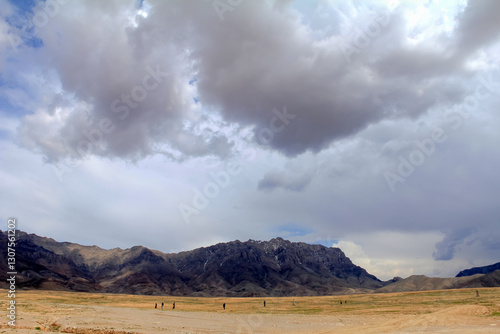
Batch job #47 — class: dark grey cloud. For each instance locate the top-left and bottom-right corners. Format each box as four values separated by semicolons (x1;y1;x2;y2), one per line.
257;170;313;193
455;0;500;57
433;228;475;261
15;0;233;163
13;0;500;164
192;2;494;157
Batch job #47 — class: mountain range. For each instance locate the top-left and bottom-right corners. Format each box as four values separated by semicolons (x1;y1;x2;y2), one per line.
1;230;498;296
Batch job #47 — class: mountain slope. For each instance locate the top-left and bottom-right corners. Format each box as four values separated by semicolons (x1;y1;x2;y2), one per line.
0;230;382;296
456;262;500;277
375;271;500;293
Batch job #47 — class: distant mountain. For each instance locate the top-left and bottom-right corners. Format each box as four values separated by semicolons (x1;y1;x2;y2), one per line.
0;230;384;296
375;271;500;293
456;262;500;277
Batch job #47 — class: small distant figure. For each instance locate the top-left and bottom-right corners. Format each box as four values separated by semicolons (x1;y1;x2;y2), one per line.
345;300;347;304
155;303;157;309
340;301;343;305
161;302;164;310
173;302;176;310
263;300;266;307
223;303;226;310
293;299;296;306
476;290;480;298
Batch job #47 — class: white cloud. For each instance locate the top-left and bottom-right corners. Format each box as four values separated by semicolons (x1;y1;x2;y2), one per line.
334;231;449;280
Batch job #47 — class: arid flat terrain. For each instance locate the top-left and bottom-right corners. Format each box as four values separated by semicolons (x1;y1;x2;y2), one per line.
2;288;499;333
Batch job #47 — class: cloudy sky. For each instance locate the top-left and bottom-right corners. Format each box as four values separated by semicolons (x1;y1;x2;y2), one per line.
1;0;499;280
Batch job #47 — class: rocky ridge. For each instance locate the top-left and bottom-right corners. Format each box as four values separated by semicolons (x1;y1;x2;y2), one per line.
0;230;383;296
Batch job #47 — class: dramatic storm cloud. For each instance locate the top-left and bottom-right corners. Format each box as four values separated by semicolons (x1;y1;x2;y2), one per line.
1;0;499;280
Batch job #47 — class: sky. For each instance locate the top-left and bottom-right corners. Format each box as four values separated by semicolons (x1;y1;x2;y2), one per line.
1;0;499;281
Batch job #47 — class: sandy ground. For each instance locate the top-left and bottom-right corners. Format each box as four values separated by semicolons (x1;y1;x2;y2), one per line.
1;288;499;333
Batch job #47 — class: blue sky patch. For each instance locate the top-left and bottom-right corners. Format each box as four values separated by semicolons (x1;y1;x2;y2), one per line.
273;224;314;238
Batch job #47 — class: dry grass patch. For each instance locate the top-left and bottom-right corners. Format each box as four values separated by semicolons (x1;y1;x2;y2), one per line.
0;287;498;333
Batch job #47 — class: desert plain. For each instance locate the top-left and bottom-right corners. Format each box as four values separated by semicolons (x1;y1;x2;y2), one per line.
1;287;499;333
